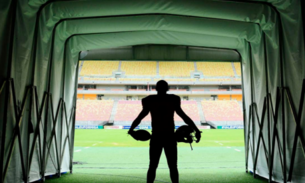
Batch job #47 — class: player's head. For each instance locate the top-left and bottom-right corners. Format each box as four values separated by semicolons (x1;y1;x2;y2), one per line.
156;80;169;93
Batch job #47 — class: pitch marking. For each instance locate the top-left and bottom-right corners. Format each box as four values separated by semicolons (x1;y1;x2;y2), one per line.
235;149;241;152
93;144;97;146
75;150;81;152
227;147;231;148
218;143;223;145
85;147;90;149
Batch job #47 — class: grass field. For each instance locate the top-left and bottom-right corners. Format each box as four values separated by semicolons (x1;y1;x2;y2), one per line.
46;129;267;183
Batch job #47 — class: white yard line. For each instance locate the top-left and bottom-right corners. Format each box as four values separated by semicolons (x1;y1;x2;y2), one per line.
235;149;241;152
75;150;81;152
85;147;90;149
92;144;97;146
226;147;231;148
218;143;223;145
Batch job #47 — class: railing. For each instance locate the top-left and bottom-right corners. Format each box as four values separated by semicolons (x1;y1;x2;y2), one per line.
0;79;77;183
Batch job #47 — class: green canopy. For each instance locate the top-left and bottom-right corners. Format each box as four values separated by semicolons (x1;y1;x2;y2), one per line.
0;0;304;183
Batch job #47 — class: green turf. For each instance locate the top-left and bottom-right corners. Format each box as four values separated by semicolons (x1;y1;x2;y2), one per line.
74;129;245;147
45;129;267;183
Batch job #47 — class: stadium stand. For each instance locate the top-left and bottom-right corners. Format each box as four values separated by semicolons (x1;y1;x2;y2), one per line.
118;78;152;81
198;78;232;82
76;100;114;121
159;62;195;77
210;89;228;91
157;78;197;82
114;100;200;124
77;94;83;99
231;95;242;101
80;61;119;76
218;95;231;100
110;89;124;91
174;101;200;122
83;77;116;81
83;94;97;100
121;61;156;76
234;62;242;76
76;61;243;127
114;100;152;122
88;88;105;90
197;62;235;76
201;100;243;121
192;89;205;91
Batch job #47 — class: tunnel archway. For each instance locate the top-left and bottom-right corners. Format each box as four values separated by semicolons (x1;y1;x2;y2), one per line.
1;1;305;183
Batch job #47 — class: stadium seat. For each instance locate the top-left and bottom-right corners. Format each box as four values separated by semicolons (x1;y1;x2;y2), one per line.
76;100;114;121
80;61;119;76
174;101;200;122
210;89;228;91
157;78;197;82
234;62;242;76
110;89;124;91
118;78;152;82
114;100;200;123
199;78;232;82
115;100;151;122
201;100;243;121
159;62;195;77
197;62;235;77
121;61;157;76
83;77;116;81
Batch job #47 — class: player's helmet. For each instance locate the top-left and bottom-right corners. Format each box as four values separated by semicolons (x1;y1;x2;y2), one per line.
175;125;195;150
130;129;151;141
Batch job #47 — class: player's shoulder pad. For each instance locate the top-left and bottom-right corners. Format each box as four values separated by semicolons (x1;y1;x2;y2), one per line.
142;95;153;104
142;95;153;101
170;94;181;100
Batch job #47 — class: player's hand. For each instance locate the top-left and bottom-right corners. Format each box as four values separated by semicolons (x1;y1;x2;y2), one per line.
195;131;202;143
128;129;135;135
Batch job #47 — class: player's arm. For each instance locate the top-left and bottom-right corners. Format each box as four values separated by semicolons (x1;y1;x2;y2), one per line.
175;97;202;142
128;99;149;134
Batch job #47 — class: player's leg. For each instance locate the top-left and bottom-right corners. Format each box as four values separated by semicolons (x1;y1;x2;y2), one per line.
164;142;179;183
147;140;163;183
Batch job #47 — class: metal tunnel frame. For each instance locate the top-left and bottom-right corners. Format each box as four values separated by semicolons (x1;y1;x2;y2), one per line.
1;0;305;183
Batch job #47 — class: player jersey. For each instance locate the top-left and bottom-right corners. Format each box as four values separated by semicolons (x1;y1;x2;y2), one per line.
142;94;180;134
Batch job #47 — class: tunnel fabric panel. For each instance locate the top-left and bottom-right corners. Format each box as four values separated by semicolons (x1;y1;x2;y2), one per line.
31;0;278;182
80;46;241;61
0;0;304;183
0;1;14;182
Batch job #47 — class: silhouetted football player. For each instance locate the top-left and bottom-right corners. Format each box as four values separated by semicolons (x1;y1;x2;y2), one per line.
128;80;201;183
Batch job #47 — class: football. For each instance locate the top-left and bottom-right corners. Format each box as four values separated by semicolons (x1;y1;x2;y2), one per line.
130;130;151;141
